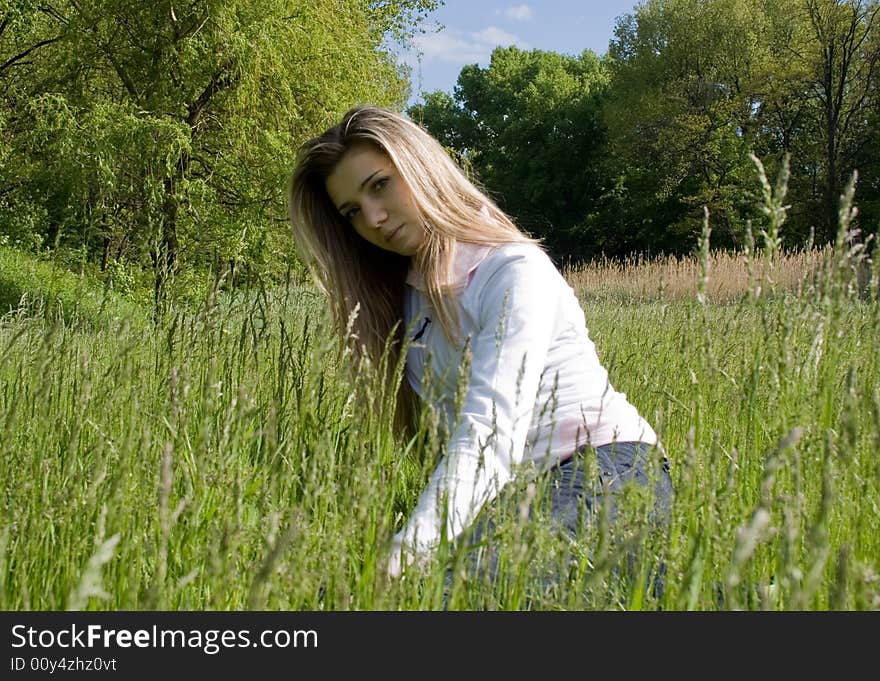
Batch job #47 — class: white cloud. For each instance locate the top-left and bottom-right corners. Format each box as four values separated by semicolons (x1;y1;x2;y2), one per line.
471;26;522;46
411;25;528;65
503;4;533;22
413;32;489;64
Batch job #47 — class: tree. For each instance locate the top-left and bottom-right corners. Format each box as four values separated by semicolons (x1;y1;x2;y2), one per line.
803;0;879;241
410;46;611;261
606;0;880;251
605;0;777;253
850;16;880;232
1;0;439;306
0;1;64;249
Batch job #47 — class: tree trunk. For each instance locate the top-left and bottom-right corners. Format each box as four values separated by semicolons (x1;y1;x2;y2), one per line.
152;169;182;319
101;236;110;272
825;109;839;241
151;63;237;318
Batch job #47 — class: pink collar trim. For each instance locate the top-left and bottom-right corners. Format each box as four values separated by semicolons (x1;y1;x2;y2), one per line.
406;241;495;292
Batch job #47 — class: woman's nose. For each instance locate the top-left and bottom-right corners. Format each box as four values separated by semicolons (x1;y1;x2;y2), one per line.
364;201;388;229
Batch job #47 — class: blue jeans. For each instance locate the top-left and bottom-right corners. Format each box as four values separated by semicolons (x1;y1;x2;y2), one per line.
544;440;673;532
444;441;674;607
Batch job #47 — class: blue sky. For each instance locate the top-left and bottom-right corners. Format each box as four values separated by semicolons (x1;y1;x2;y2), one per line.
397;1;643;104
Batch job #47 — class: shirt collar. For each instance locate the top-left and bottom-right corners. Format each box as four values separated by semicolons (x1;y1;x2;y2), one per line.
405;240;495;293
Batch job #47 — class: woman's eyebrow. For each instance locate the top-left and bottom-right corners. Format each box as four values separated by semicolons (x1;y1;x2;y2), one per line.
336;169;382;213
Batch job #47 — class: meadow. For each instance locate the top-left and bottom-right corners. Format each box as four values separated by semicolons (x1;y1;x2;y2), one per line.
1;198;878;611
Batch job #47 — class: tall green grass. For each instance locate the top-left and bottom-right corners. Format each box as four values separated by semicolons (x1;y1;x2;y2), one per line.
1;174;878;610
0;246;144;329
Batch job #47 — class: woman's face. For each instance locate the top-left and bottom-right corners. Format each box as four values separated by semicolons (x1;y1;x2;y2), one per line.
325;143;427;257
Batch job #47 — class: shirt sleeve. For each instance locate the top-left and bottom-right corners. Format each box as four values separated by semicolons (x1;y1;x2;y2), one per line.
392;249;560;557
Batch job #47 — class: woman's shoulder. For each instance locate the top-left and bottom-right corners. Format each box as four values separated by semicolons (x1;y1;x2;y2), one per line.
474;241;558;282
459;241;564;313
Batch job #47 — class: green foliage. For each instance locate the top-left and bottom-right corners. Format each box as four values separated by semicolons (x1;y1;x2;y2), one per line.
796;0;880;242
604;0;880;254
409;1;878;260
409;46;611;261
367;0;442;44
603;0;775;253
0;0;435;300
12;93;189;253
0;245;145;328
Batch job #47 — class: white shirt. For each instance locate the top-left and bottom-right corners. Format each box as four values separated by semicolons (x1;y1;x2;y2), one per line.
394;241;658;556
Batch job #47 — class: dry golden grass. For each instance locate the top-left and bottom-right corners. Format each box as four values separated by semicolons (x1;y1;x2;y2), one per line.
564;249;830;302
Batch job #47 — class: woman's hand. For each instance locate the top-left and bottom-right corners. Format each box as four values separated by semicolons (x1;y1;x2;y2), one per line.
385;550;404;579
384;540;417;579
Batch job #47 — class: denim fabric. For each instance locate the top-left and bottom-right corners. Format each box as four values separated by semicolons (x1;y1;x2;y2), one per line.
544;441;673;533
444;441;673;607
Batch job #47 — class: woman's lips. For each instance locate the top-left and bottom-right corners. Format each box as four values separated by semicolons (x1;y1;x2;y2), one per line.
387;225;403;242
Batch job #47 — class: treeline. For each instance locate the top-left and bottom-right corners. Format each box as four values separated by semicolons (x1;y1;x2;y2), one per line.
0;0;437;303
1;1;877;299
409;0;880;261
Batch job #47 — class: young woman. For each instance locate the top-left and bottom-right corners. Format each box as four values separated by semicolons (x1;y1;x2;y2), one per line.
288;105;673;588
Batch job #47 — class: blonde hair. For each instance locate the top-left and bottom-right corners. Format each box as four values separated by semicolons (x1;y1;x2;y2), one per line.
288;105;539;433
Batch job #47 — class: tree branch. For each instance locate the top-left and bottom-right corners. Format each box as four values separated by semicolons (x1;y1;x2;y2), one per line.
0;37;60;74
186;63;239;130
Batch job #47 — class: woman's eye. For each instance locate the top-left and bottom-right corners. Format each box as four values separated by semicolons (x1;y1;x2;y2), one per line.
345;207;360;221
374;177;388;191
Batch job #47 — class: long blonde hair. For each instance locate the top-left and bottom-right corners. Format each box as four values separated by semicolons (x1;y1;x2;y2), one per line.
288;105;539;434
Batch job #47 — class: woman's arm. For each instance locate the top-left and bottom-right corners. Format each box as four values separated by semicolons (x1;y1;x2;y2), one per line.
389;248;561;570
